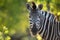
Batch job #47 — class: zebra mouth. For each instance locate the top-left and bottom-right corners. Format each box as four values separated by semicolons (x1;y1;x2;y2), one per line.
30;29;37;37
30;23;38;36
31;28;38;35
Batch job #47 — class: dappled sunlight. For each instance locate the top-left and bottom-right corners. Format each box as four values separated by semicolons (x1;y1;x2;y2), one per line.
0;25;11;40
0;0;60;40
57;12;60;16
27;0;34;2
36;34;42;40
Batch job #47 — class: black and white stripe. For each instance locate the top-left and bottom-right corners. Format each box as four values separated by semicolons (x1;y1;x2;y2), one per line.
26;2;60;40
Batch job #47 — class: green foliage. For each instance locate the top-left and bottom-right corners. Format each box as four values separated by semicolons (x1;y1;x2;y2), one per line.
0;26;11;40
0;0;60;40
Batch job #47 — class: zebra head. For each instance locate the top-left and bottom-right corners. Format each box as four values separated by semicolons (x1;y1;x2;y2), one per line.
26;2;44;36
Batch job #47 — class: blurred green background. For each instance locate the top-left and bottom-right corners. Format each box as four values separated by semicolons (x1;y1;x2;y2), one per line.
0;0;60;40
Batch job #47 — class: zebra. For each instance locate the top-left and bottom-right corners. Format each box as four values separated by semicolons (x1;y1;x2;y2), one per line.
26;2;60;40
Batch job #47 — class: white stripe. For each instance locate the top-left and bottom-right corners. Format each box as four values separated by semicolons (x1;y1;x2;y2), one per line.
43;11;45;16
57;21;60;36
46;13;52;40
41;11;49;36
53;34;55;40
38;11;44;34
50;16;55;40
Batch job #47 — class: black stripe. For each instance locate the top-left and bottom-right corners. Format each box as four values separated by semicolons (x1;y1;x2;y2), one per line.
39;11;47;34
43;11;47;27
42;12;51;38
47;14;54;40
51;30;54;40
42;11;43;14
57;22;60;37
47;21;52;40
50;17;56;40
45;11;47;16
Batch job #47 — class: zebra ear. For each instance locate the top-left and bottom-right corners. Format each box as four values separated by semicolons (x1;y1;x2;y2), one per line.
26;3;32;11
38;4;43;10
31;2;36;9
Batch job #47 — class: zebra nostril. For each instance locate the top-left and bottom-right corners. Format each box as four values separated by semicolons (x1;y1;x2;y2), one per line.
31;23;38;35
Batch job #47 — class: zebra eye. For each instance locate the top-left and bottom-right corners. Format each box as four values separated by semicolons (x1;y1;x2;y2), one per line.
29;16;31;18
30;22;32;24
